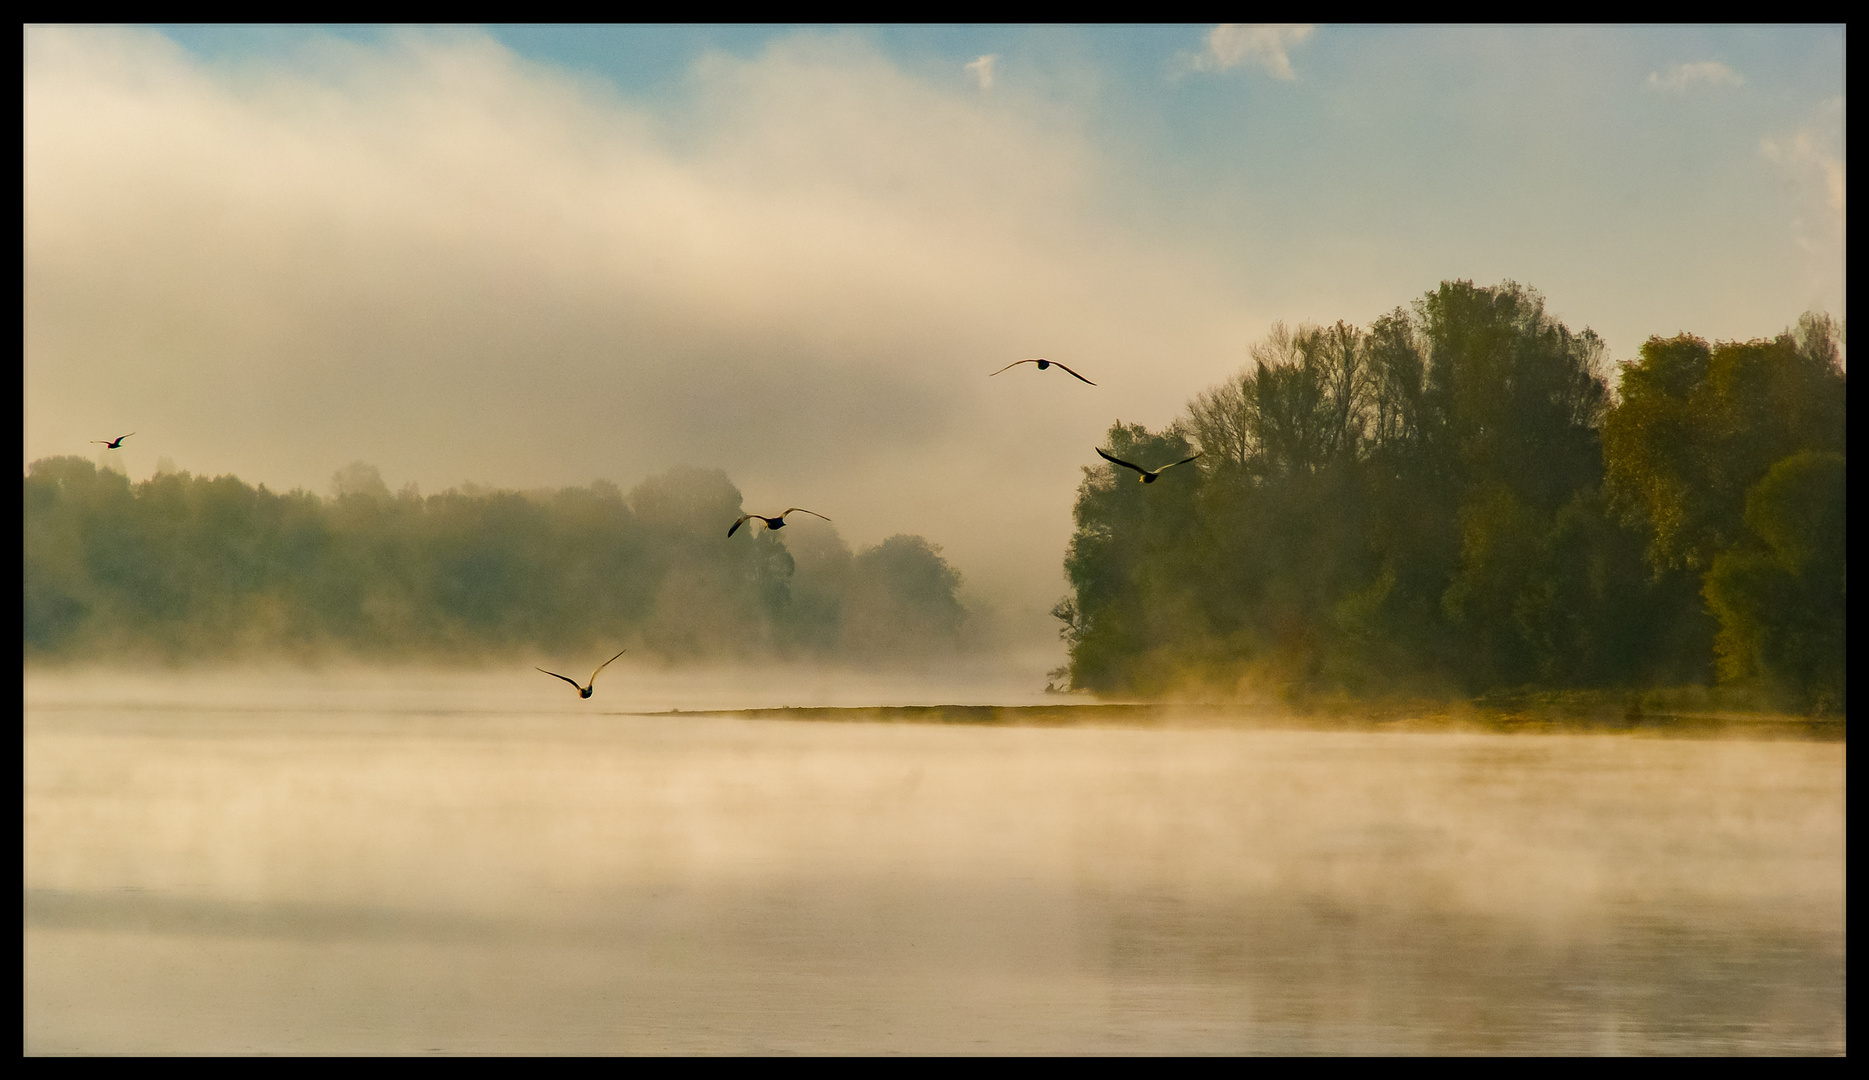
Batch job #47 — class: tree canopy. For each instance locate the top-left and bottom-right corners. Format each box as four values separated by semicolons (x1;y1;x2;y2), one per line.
1056;281;1845;712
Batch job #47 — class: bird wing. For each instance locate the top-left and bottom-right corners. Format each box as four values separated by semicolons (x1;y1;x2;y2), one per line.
988;359;1038;377
537;668;583;690
782;508;831;522
1050;362;1097;386
587;648;628;686
1096;447;1150;475
728;515;753;538
1159;452;1204;471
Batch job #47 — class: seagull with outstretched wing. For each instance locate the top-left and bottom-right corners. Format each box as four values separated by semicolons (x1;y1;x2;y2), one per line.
728;507;831;538
92;432;135;449
988;358;1096;385
538;648;627;699
1096;447;1202;484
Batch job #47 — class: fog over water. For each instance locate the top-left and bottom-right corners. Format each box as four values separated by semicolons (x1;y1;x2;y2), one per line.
25;668;1844;1054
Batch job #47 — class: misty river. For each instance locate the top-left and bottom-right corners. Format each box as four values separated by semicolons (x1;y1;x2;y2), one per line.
24;667;1844;1055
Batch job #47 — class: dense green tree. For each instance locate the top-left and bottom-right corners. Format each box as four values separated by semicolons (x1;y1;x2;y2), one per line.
1361;281;1617;689
1604;315;1846;573
775;518;851;654
841;535;969;659
1185;320;1373;483
631;466;792;659
24;458;124;651
1056;421;1205;693
1602;314;1846;704
1417;281;1610;509
1703;451;1846;710
1053;280;1840;711
1512;489;1677;687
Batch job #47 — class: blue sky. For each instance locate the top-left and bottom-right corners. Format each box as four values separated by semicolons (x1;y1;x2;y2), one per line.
145;23;1845;335
26;24;1845;632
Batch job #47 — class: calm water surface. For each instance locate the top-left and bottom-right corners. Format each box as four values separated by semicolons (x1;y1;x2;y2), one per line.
24;667;1845;1054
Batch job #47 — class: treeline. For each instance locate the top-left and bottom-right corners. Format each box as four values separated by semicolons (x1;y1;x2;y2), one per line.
24;460;971;664
1055;280;1845;713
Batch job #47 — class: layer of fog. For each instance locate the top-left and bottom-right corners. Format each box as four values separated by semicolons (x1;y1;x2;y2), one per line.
24;669;1845;1053
23;653;1077;715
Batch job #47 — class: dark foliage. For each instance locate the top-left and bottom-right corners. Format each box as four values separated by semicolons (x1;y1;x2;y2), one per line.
1057;282;1845;711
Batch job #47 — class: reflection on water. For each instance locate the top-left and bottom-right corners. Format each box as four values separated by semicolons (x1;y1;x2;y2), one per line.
24;670;1844;1054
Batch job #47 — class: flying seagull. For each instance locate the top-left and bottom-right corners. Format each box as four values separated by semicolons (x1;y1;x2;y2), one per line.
538;648;627;699
728;508;831;538
988;358;1096;385
92;433;134;449
1097;447;1203;484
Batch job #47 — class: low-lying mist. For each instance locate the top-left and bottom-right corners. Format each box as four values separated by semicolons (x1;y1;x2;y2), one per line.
24;667;1845;1053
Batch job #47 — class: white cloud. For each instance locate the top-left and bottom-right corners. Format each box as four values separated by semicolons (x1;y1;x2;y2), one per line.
1760;97;1845;217
1191;24;1315;80
1644;61;1744;94
1758;97;1844;319
965;54;997;92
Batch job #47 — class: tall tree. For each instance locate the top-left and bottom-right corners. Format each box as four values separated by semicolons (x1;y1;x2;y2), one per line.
1702;451;1847;710
1604;316;1845;573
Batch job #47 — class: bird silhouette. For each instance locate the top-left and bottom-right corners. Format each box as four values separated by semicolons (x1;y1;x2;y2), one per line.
1097;447;1203;483
92;433;134;449
728;508;831;538
537;648;627;699
988;358;1096;385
